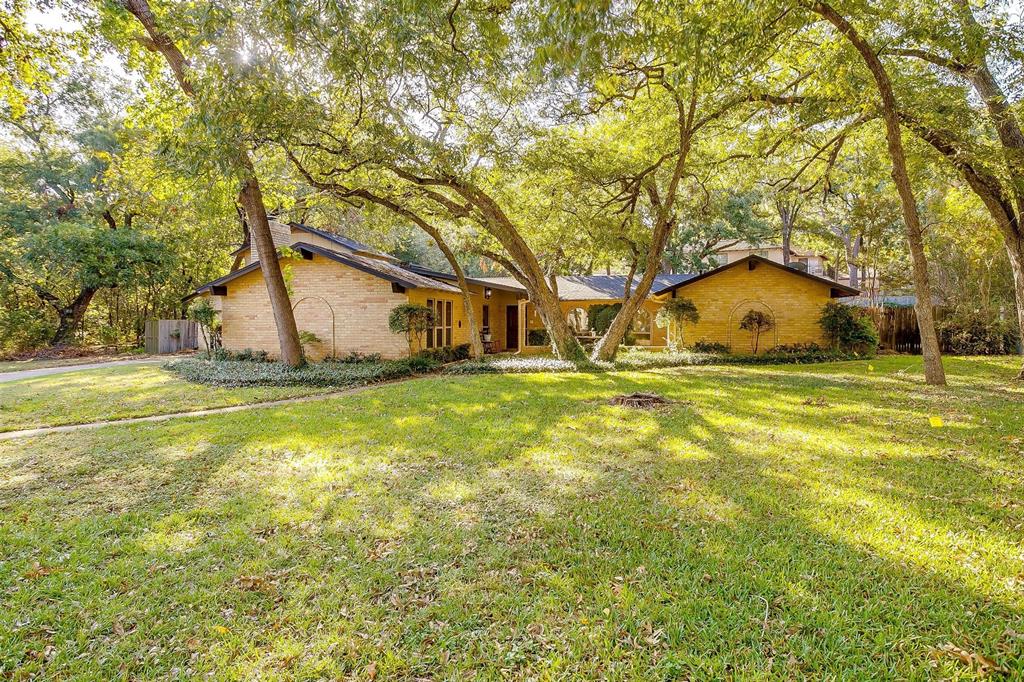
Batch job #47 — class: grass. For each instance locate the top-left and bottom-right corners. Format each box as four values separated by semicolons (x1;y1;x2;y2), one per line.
1;356;1022;678
0;365;331;432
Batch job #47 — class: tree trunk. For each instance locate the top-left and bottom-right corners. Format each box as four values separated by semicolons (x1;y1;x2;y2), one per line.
421;225;484;359
848;234;862;288
455;185;587;362
237;172;304;366
122;0;303;366
781;224;792;265
899;117;1024;378
776;197;800;266
813;1;945;385
1006;238;1024;379
51;288;98;345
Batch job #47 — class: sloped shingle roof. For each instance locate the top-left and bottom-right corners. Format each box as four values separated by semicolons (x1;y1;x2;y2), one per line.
472;274;694;300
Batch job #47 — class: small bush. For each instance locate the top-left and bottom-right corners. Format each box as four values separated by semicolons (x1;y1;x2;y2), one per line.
656;298;700;349
771;343;824;354
0;307;53;354
326;351;383;364
209;347;271;363
388;304;435;354
187;299;222;353
819;302;879;354
298;330;323;348
938;314;1019;355
417;343;471;364
527;329;550;347
739;309;776;353
691;340;730;354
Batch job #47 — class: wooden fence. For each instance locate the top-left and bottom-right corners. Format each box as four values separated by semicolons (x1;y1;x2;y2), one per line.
863;306;947;354
144;319;199;354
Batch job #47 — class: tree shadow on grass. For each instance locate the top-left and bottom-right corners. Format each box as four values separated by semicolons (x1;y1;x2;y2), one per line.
0;367;1022;679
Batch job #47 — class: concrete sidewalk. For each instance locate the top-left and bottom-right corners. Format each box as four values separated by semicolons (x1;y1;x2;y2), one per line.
0;358;165;383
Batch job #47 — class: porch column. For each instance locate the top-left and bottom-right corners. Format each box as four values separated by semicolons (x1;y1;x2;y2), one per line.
518;298;527;353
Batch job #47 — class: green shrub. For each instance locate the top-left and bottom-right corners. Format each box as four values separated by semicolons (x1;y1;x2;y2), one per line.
388;304;435;354
691;340;730;354
327;351;383;364
187;298;222;354
298;330;323;349
0;307;53;354
819;302;879;354
739;309;776;354
527;329;550;347
209;347;271;363
656;298;700;349
938;313;1019;355
588;304;622;336
417;343;471;364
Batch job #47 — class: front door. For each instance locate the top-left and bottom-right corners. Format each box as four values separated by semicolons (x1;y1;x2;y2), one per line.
506;305;519;350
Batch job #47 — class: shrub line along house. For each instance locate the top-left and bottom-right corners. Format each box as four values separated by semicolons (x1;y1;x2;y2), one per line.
187;221;859;360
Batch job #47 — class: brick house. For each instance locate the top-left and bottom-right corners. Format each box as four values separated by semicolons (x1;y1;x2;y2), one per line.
188;222;858;359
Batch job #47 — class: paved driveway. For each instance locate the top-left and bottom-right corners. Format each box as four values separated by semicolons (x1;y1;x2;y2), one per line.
0;358;165;383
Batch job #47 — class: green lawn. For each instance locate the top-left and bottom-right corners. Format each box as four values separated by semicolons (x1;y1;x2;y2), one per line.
1;357;1022;678
0;365;331;432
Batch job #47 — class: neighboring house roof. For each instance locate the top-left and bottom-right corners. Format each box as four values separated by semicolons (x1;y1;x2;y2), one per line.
471;274;694;300
190;241;460;298
711;240;827;259
840;295;927;308
654;255;859;298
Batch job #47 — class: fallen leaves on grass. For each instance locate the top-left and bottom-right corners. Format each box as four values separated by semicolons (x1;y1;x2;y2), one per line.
23;562;55;580
930;642;1007;676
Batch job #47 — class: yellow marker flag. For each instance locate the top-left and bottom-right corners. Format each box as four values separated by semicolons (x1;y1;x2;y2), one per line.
929;416;944;428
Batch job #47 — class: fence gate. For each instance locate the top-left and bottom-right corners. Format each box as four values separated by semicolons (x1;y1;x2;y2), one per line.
864;306;947;354
144;319;199;354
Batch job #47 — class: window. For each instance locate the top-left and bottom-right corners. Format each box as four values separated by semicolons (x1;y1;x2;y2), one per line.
425;298;454;348
482;304;490;331
445;300;453;346
426;298;434;348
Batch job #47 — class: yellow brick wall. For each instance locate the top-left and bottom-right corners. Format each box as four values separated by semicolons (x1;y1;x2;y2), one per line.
219;254;409;360
661;260;832;352
407;285;521;352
